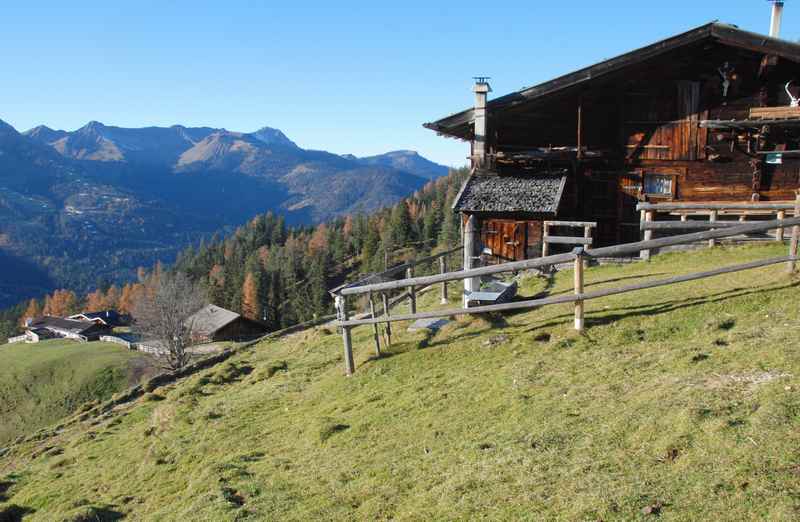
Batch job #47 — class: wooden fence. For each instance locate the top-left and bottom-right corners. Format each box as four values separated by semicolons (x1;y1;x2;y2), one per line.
542;220;596;257
331;216;800;376
637;194;800;260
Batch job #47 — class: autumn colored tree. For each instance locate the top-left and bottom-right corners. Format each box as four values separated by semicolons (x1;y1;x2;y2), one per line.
19;299;41;327
308;223;329;253
105;285;121;310
241;271;260;320
42;289;78;317
84;289;108;311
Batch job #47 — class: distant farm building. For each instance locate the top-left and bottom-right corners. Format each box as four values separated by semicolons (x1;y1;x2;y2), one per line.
186;304;268;342
68;310;130;328
22;316;111;342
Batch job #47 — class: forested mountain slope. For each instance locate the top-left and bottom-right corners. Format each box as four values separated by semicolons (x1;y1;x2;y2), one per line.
0;118;450;306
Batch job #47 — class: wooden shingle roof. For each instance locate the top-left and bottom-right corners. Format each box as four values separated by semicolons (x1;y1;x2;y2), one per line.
453;170;567;214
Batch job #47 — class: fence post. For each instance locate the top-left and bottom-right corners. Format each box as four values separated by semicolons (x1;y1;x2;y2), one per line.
640;211;653;260
708;210;718;248
573;247;585;332
406;266;417;314
542;222;550;257
335;295;355;376
583;225;592;268
382;292;392;346
368;293;381;357
777;210;786;241
439;256;448;304
789;192;800;273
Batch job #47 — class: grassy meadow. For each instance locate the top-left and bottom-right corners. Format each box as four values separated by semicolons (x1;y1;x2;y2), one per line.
0;339;156;447
1;242;800;520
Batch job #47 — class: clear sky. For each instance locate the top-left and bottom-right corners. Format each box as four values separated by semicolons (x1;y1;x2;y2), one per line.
2;1;798;166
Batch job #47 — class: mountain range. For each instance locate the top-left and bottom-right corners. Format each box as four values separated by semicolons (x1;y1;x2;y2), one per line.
0;119;450;306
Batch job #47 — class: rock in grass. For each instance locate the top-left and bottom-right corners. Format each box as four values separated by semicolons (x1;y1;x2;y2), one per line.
482;335;509;348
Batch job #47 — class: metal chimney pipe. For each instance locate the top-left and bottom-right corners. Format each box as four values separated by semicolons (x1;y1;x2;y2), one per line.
472;77;491;169
770;1;784;38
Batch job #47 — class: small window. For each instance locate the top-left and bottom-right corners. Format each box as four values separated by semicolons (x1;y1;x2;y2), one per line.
643;173;673;196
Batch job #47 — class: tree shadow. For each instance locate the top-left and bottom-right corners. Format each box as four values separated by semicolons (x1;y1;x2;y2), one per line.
520;280;799;333
0;504;36;521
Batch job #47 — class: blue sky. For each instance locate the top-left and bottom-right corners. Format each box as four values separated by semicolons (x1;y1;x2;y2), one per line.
2;1;798;166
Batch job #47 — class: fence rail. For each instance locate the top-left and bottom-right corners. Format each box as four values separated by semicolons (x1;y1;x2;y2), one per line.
332;215;800;376
636;195;800;259
542;220;595;257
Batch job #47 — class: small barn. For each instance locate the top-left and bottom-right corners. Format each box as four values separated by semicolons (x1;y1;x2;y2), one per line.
186;304;268;343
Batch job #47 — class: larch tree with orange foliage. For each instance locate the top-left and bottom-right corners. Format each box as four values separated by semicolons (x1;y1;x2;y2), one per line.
241;271;260;321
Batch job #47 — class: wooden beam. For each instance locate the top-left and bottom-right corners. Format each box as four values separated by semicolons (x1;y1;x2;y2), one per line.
406;267;417;314
369;294;381;357
544;236;594;245
542;222;551;257
577;98;583;161
382;293;392;346
544;220;598;228
573;248;585;332
439;256;448;304
336;296;355;376
709;210;718;248
637;201;796;211
640;221;743;230
789;193;800;273
641;210;654;260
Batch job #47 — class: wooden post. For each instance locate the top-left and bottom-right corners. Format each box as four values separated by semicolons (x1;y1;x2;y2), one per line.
382;293;392;346
368;293;381;357
439;256;448;304
640;211;653;260
336;296;355;376
463;214;479;307
576;99;583;161
777;210;786;241
406;267;417;314
573;248;585;332
789;192;800;273
709;210;718;248
583;225;592;268
542;222;550;257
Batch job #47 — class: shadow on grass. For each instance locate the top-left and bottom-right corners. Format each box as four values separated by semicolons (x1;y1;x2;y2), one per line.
521;280;800;334
0;504;35;521
544;271;669;298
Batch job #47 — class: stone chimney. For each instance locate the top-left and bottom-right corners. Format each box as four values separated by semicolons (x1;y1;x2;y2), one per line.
472;77;492;169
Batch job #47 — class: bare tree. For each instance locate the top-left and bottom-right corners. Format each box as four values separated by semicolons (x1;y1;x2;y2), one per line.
132;271;206;371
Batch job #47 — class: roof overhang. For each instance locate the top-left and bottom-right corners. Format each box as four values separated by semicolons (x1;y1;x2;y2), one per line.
424;22;800;140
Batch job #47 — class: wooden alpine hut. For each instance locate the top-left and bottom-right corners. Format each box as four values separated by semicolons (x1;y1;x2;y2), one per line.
426;5;800;302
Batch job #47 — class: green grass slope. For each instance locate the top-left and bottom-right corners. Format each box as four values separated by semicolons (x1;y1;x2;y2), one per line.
1;243;800;521
0;339;155;446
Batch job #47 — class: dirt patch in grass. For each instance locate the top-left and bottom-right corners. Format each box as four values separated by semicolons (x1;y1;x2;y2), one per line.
704;371;792;391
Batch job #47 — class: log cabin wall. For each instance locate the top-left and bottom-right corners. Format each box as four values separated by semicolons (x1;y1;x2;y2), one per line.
488;43;800;248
